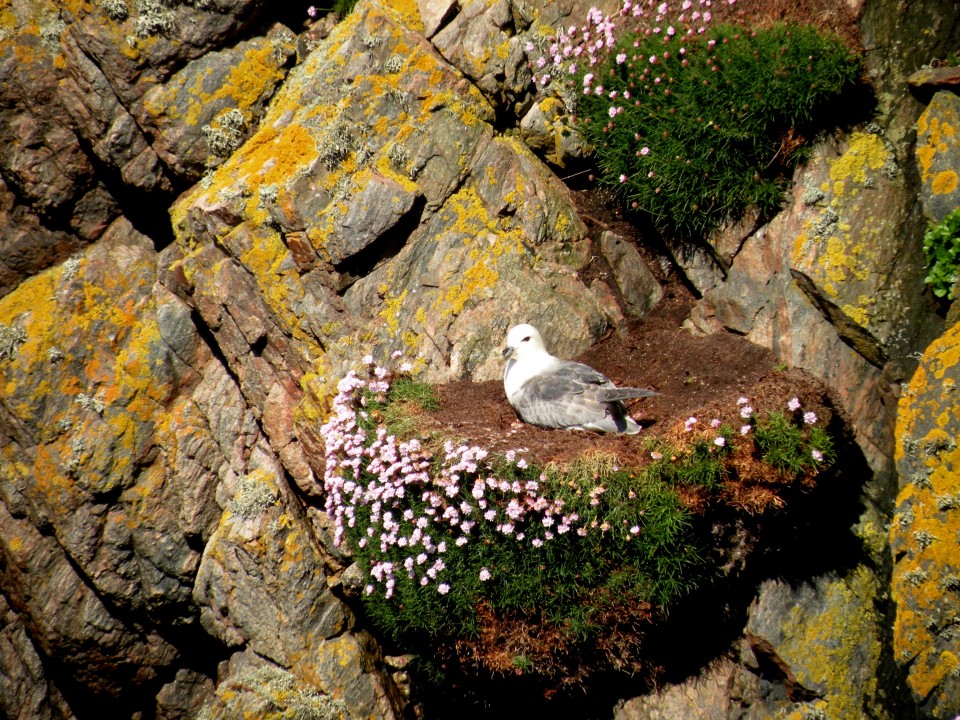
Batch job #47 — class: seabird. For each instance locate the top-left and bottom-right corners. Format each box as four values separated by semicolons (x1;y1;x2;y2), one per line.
502;323;656;434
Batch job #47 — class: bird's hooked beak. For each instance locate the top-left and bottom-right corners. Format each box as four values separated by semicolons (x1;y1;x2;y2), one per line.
502;345;515;360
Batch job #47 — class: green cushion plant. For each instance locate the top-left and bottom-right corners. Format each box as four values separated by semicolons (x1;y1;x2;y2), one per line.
319;359;835;685
533;2;863;239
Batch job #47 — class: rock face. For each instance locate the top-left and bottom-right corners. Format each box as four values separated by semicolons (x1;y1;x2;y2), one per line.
0;0;959;718
891;316;960;718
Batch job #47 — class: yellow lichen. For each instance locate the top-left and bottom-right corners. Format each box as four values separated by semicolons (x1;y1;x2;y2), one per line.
931;170;958;195
828;133;890;185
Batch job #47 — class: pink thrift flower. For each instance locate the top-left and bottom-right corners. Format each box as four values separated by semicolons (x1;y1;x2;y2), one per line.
616;52;627;64
714;436;726;447
640;146;650;156
740;406;753;419
812;449;824;462
740;424;751;435
788;397;801;411
804;411;818;425
479;567;491;581
710;418;721;428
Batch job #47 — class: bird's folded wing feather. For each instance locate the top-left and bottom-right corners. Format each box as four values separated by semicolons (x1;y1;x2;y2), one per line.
514;373;612;428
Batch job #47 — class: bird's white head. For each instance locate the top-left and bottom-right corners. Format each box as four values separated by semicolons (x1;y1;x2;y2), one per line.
503;323;548;361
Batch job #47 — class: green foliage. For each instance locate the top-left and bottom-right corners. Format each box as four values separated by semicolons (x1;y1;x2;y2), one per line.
568;22;861;238
753;410;834;475
322;365;838;683
922;208;960;300
333;0;358;15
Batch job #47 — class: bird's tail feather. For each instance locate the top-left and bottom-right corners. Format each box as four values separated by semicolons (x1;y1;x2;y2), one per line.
602;387;658;402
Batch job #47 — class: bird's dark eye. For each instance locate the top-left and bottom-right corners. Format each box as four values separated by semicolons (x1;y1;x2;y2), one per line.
522;336;531;342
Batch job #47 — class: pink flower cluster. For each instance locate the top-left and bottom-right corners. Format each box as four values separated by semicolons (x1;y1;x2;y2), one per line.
530;0;733;89
320;362;581;599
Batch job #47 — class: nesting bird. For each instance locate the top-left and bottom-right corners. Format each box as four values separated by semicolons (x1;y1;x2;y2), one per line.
502;323;656;434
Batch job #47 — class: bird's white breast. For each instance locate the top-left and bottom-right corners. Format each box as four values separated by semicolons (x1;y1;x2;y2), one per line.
503;351;559;402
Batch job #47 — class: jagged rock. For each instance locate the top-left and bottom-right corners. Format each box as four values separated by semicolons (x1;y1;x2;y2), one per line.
199;645;400;720
0;17;97;218
58;30;172;194
0;595;74;720
915;91;960;224
909;65;960;90
193;464;352;663
137;26;297;182
599;230;663;318
613;659;736;720
891;318;960;718
155;668;217;720
741;571;891;719
60;0;268;107
0;181;87;299
689;133;944;474
169;0;625;420
0;497;180;700
430;0;534;116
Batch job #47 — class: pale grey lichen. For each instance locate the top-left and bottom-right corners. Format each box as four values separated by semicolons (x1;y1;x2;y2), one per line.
99;0;129;21
384;54;404;74
134;0;176;38
231;666;347;720
203;108;247;160
75;391;106;415
317;121;356;170
232;474;278;518
387;143;408;169
0;324;27;361
913;529;936;551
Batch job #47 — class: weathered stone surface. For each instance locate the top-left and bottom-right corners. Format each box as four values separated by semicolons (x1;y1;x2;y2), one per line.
199;645;400;720
170;0;625;423
0;595;74;720
0;16;96;219
137;27;297;182
0;496;180;700
61;0;268;107
599;230;663;318
155;668;216;720
519;94;592;168
431;0;534;115
194;463;352;664
613;659;735;720
891;319;960;718
915;91;960;224
690;133;943;474
909;65;960;90
742;570;890;719
59;29;172;194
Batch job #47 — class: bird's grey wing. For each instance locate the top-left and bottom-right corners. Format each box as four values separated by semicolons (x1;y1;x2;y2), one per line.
513;373;614;430
553;360;613;387
554;360;658;401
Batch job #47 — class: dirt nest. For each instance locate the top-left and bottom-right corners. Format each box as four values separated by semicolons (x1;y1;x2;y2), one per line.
421;286;832;474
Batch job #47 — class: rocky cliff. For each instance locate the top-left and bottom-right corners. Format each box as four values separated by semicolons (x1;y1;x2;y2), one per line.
1;0;959;718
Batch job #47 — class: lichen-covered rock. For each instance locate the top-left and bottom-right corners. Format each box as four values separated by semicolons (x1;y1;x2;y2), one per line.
193;464;352;663
169;0;630;449
429;0;535;116
690;133;943;474
741;570;891;719
891;319;960;718
137;26;297;182
613;659;736;720
915;91;960;224
198;646;400;720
